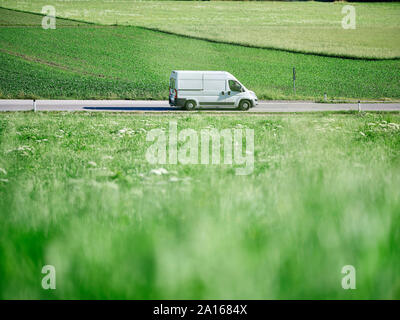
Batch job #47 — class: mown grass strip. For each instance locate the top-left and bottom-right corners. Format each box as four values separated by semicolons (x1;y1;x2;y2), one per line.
136;25;400;62
1;0;399;59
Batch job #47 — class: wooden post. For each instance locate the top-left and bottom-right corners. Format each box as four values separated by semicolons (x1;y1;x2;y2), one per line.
293;67;296;96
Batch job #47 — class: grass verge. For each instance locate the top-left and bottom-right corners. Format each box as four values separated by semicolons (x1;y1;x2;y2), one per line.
0;112;399;299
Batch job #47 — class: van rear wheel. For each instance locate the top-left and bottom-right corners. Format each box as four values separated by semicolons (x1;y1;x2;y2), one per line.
185;100;197;111
239;99;251;111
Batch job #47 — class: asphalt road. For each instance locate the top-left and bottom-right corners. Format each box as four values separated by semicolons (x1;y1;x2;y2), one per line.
1;100;400;113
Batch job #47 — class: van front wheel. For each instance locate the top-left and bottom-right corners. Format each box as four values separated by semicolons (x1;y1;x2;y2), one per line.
239;100;251;111
185;100;197;111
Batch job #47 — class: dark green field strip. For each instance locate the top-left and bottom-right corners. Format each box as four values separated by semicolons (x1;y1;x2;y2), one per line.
0;47;124;79
0;8;399;100
0;51;158;99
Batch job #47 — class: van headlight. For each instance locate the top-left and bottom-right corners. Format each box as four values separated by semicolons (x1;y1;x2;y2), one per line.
249;91;257;98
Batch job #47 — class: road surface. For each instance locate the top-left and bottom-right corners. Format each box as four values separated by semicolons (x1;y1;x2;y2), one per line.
1;100;400;113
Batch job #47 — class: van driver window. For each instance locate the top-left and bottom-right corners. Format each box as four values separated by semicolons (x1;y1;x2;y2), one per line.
229;80;242;92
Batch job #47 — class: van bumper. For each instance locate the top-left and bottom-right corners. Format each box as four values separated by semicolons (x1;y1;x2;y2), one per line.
170;98;186;107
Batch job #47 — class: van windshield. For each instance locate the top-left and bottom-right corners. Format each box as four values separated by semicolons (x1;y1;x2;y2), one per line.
228;80;243;92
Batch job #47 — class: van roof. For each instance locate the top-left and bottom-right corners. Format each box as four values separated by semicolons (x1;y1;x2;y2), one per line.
171;71;236;81
172;70;231;75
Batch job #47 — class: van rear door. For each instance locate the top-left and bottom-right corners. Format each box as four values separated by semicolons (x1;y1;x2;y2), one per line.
169;77;176;104
177;72;203;106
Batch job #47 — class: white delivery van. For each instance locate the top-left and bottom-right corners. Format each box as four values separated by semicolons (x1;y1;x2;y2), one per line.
169;71;258;110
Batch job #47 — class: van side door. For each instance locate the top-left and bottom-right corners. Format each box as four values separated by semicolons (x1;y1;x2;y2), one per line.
201;75;231;108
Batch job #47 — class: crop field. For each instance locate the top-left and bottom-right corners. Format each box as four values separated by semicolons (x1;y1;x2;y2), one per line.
0;8;399;101
1;1;400;59
0;111;399;299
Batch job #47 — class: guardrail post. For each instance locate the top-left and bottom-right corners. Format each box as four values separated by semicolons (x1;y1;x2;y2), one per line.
358;100;361;112
293;67;296;96
33;99;37;112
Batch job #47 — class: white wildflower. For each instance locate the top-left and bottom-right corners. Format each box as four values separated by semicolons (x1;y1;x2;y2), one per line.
117;128;135;137
88;161;97;167
18;145;33;152
7;145;34;156
150;168;169;175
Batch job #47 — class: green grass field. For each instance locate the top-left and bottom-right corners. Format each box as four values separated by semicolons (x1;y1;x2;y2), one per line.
0;8;399;101
0;111;399;299
1;1;399;301
1;1;400;59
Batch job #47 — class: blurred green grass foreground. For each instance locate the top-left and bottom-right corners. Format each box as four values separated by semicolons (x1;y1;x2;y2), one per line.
0;112;399;299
